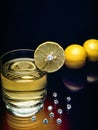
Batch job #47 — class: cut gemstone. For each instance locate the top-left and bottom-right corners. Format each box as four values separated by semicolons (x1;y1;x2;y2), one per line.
43;118;48;124
66;104;72;110
31;116;36;121
49;112;55;118
56;118;62;125
53;92;58;98
57;109;63;115
47;106;53;112
54;99;59;105
66;96;71;102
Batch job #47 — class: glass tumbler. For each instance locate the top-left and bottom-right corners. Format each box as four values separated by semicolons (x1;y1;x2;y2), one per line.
0;49;47;117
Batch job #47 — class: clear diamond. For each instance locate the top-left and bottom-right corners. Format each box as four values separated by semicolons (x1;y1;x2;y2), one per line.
66;96;71;102
47;106;53;112
43;119;48;124
47;55;53;61
66;104;72;110
56;118;62;125
57;109;63;115
49;112;55;118
53;92;58;98
31;116;36;121
54;99;59;105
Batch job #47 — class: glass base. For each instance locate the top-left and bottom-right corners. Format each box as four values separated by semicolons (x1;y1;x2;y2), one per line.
7;110;43;130
6;104;44;117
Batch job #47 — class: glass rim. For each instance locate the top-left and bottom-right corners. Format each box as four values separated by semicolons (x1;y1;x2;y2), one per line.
0;49;35;59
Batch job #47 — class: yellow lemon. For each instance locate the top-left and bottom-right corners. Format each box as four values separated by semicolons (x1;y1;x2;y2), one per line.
64;44;87;69
34;41;65;73
83;39;98;62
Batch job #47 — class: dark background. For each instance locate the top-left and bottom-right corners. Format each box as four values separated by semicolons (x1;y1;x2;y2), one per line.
0;0;98;54
0;1;98;130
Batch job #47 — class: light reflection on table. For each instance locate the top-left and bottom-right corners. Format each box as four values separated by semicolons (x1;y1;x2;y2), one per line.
2;97;70;130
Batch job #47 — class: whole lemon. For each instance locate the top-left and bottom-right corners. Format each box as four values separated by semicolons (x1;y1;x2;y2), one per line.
64;44;87;69
83;39;98;62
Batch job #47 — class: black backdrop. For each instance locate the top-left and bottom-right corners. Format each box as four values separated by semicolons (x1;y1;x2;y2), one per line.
0;1;98;130
1;0;98;54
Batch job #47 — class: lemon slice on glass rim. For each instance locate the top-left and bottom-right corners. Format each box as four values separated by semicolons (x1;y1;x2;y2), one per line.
34;41;65;73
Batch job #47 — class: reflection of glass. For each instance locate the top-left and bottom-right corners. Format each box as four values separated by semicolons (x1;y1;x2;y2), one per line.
62;66;87;92
3;96;70;130
0;49;47;117
6;111;42;130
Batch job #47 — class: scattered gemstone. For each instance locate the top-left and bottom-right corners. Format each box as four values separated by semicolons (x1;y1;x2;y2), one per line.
53;92;58;98
47;55;53;61
66;104;72;110
47;106;53;112
43;118;48;124
54;99;59;105
31;116;36;121
57;108;63;115
49;112;55;118
56;118;62;125
66;96;71;102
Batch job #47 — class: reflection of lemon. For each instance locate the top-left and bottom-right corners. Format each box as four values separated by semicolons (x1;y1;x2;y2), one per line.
11;59;36;71
34;41;65;73
64;44;87;69
83;39;98;62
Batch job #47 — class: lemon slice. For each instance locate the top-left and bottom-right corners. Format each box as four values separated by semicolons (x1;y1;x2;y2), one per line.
34;41;65;73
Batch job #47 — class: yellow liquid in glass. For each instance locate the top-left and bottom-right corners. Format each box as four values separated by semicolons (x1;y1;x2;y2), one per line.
1;58;47;117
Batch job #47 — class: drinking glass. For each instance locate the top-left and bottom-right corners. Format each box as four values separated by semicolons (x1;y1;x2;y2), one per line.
0;49;47;117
